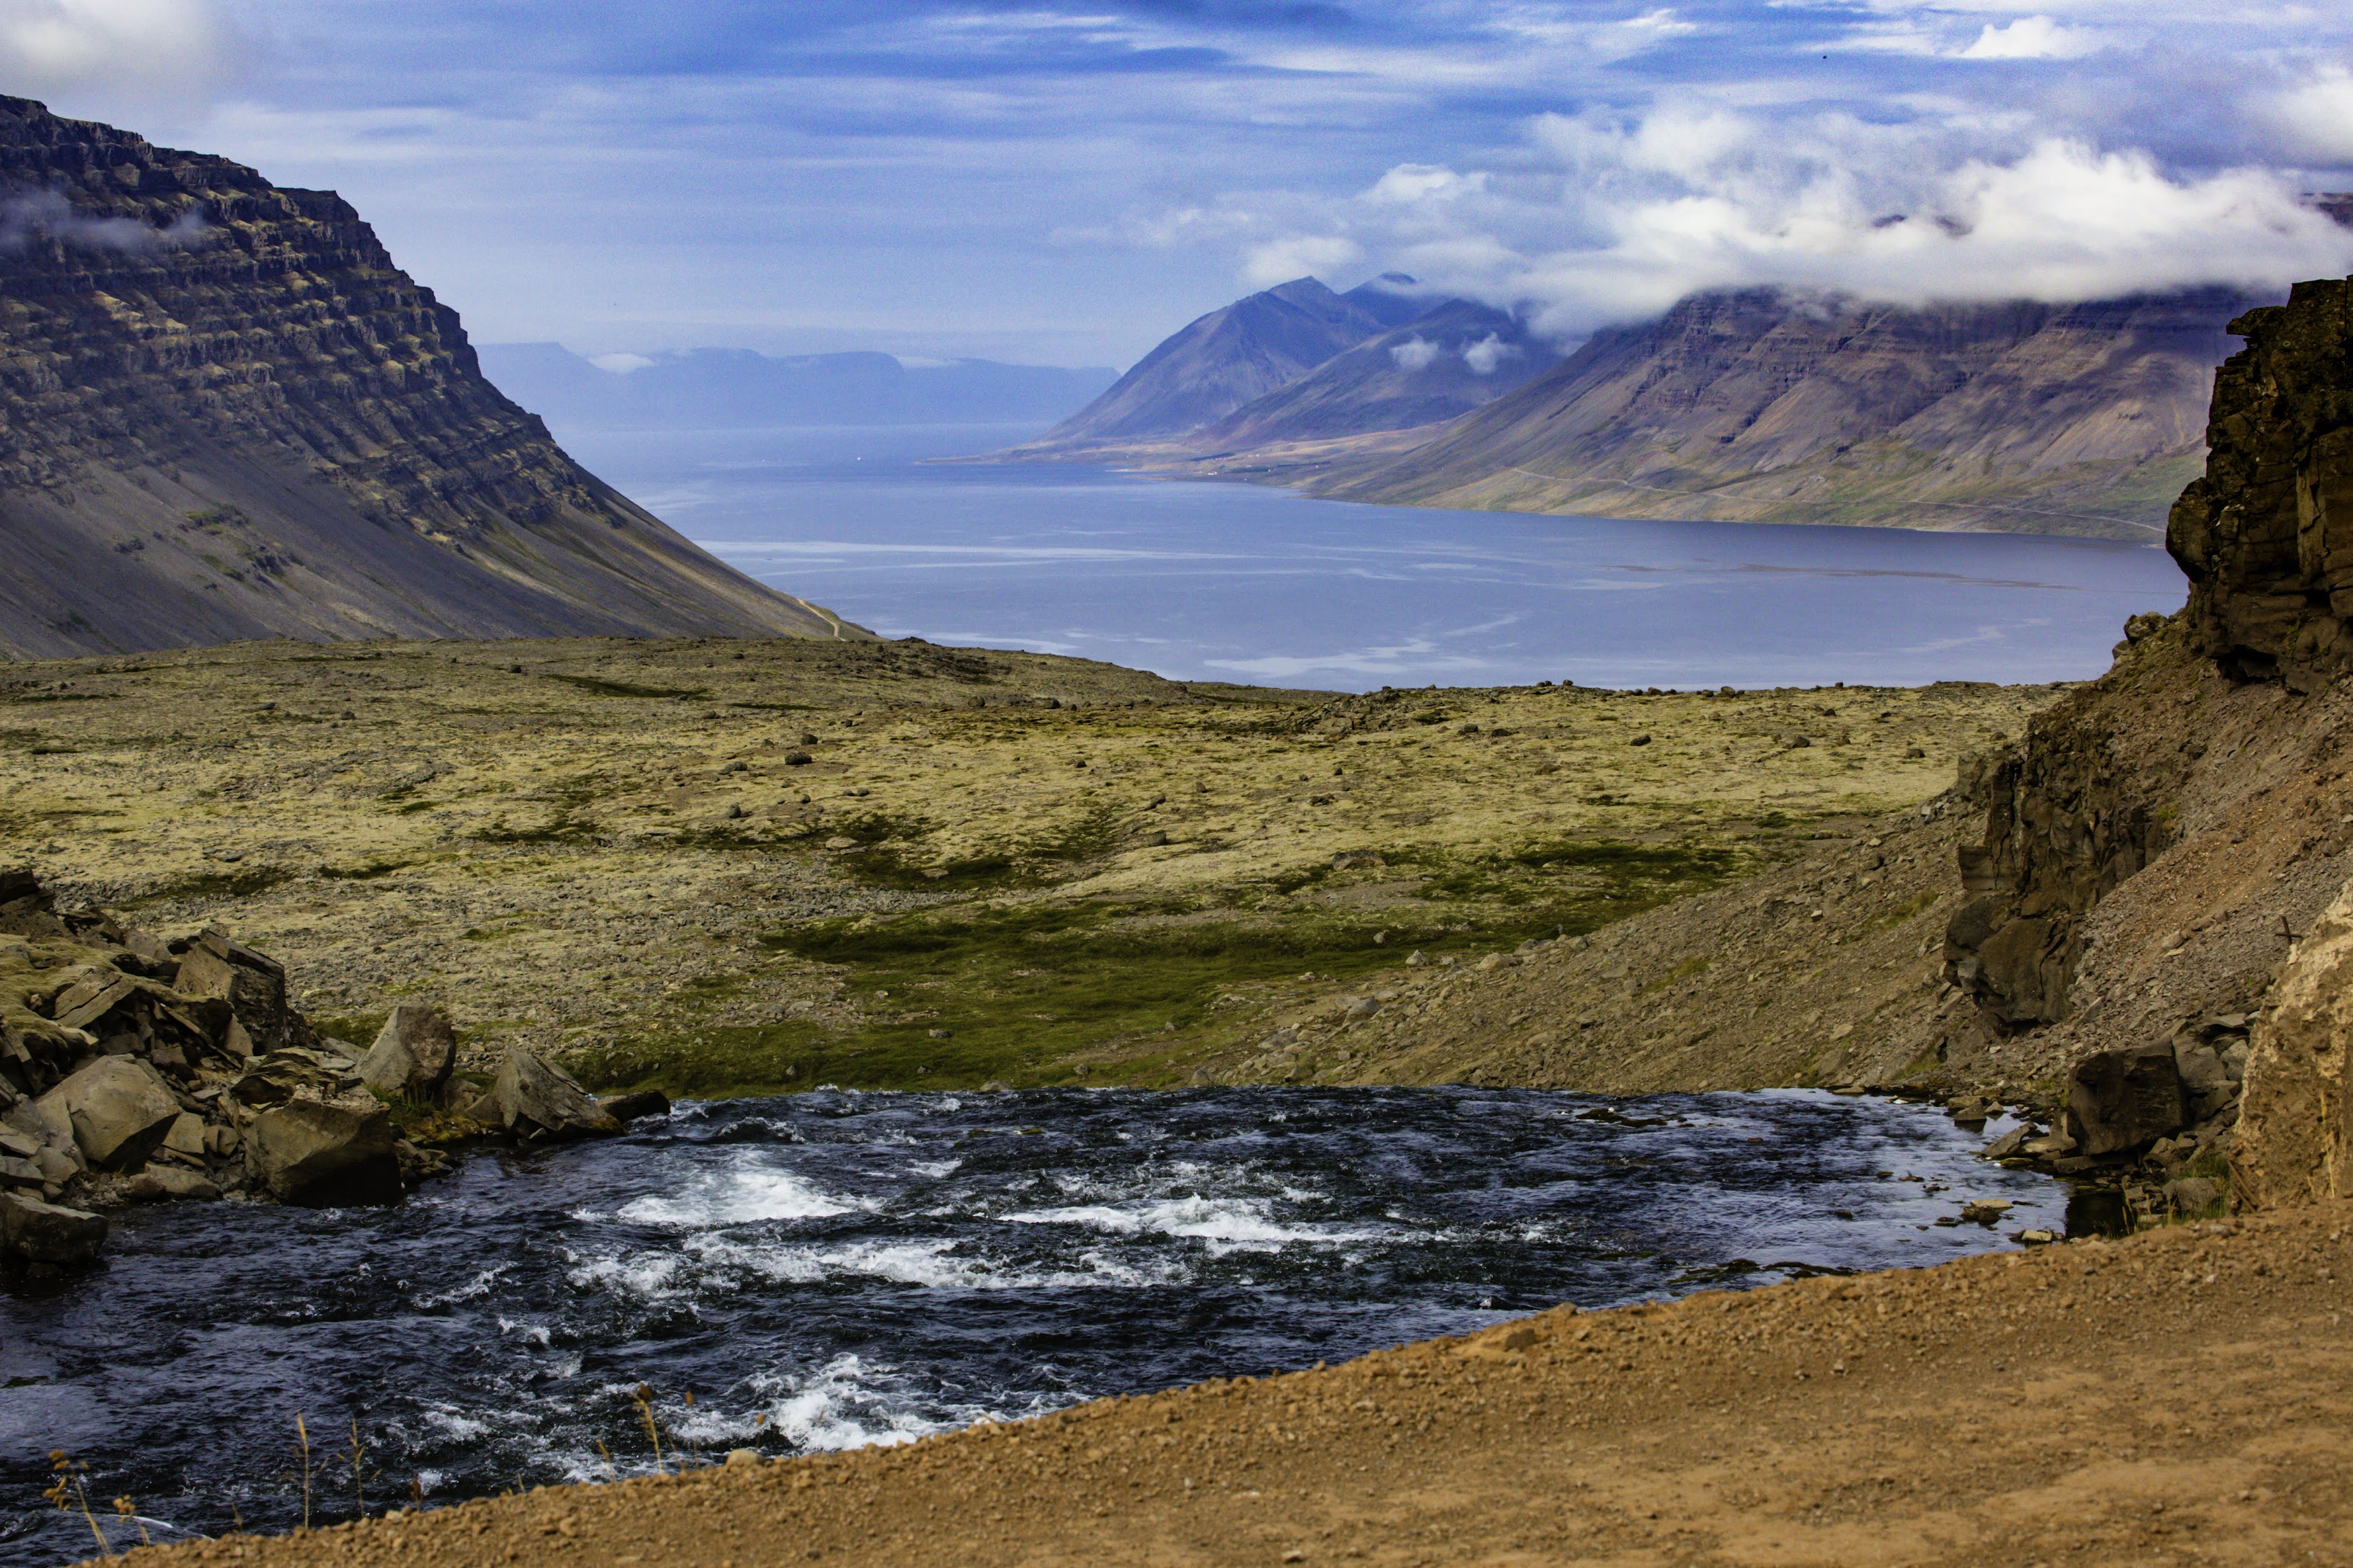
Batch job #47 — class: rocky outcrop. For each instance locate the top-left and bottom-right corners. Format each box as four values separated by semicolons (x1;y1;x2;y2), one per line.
2234;884;2353;1208
1942;615;2180;1031
2169;279;2353;688
0;867;637;1271
0;96;858;657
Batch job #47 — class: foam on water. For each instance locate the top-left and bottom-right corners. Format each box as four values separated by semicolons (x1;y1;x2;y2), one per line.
0;1086;2068;1567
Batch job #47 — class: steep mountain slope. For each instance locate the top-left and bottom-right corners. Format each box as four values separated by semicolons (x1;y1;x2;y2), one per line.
1004;277;1398;450
1191;299;1558;450
0;96;857;658
1299;288;2248;539
476;344;1115;432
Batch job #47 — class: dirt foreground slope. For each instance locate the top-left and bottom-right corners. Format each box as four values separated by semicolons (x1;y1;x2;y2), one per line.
117;1201;2353;1568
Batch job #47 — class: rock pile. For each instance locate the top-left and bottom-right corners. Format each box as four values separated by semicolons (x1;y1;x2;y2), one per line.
0;869;661;1273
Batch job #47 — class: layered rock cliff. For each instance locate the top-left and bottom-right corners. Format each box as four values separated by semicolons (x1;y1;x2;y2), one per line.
0;96;857;657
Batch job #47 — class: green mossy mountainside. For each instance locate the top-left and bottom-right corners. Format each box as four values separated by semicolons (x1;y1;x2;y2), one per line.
0;96;854;657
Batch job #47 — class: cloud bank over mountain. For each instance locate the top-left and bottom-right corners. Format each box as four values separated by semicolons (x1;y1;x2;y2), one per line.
30;1;2353;364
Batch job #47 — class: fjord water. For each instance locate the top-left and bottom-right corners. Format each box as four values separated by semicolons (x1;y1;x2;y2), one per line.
1;1087;2059;1562
568;424;2186;691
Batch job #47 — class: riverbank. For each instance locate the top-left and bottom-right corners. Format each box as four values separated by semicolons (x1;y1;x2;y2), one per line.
114;1199;2353;1568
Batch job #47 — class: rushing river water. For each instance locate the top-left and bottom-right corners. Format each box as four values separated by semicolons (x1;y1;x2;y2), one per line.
1;1087;2060;1563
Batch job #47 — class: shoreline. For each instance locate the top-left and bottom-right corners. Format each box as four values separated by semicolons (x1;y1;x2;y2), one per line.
108;1199;2353;1567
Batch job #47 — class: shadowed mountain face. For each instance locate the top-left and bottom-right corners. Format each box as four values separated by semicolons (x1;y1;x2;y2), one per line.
0;96;858;658
1301;288;2253;539
1196;299;1558;450
1015;277;1400;448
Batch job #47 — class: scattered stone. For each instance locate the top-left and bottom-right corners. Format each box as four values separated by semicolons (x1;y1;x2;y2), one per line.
360;1003;461;1104
2165;1176;2222;1215
1981;1125;2036;1160
249;1099;403;1206
0;1190;106;1267
1630;734;1652;746
141;1165;222;1201
477;1048;620;1144
1405;950;1429;967
783;750;813;766
36;1055;182;1170
2066;1048;2185;1156
1959;1199;2012;1224
2022;1130;2078;1158
2015;1227;2057;1245
726;1449;761;1468
1331;850;1385;871
598;1089;672;1125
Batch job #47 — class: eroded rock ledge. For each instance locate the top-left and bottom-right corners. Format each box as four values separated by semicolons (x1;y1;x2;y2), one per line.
0;868;656;1272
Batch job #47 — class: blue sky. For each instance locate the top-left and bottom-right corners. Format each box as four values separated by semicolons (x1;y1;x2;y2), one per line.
17;0;2353;364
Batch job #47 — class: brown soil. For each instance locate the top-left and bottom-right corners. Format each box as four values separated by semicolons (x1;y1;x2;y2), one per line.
117;1202;2353;1568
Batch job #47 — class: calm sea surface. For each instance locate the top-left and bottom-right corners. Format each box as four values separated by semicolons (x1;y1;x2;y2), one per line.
560;423;2187;692
1;1088;2060;1564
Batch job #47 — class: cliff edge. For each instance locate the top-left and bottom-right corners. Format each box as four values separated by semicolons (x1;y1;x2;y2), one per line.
0;97;858;656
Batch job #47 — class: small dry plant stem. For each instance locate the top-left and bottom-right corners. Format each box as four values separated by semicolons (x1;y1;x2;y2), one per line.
113;1497;152;1549
594;1440;619;1481
45;1451;109;1559
341;1416;369;1520
296;1413;313;1530
633;1385;667;1474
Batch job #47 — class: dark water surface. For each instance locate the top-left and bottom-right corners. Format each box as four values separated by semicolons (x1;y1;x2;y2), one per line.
553;423;2188;692
1;1087;2059;1563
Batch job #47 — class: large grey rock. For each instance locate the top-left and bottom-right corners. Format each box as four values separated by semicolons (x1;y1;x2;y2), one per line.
2065;1048;2185;1157
248;1100;402;1206
359;1004;458;1103
35;1055;181;1170
172;930;298;1054
0;1191;105;1266
483;1048;619;1143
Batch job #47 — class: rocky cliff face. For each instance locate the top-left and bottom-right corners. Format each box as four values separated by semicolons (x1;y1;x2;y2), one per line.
2168;280;2353;688
1919;272;2353;1212
0;96;855;657
1303;288;2249;539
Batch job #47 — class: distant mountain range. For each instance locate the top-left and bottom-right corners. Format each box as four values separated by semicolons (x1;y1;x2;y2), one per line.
0;97;856;657
983;271;2280;539
997;275;1553;454
476;345;1117;432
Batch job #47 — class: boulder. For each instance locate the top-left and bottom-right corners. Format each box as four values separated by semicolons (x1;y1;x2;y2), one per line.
172;930;299;1054
2166;1176;2223;1216
482;1048;619;1143
248;1100;402;1206
359;1004;459;1103
161;1112;207;1160
117;1167;222;1203
2065;1048;2185;1157
2236;883;2353;1207
0;1191;105;1266
599;1089;671;1125
36;1055;182;1170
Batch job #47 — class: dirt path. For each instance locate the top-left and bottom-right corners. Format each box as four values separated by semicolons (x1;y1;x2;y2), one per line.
118;1204;2353;1568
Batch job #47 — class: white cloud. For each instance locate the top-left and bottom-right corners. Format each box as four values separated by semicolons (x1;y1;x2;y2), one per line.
1461;332;1521;374
1958;15;2105;61
0;0;240;99
1390;335;1441;370
2265;62;2353;165
1243;232;1362;287
587;352;654;374
1247;108;2353;338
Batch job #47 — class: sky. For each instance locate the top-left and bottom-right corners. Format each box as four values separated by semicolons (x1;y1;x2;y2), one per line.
13;0;2353;366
